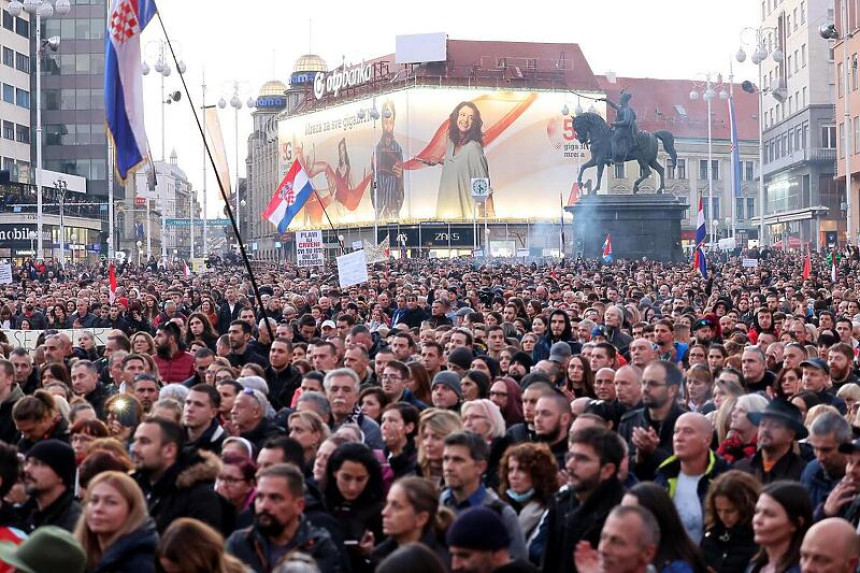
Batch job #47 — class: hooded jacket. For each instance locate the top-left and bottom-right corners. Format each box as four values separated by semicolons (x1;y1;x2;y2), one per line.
226;514;342;573
92;518;158;573
133;449;224;534
653;450;729;506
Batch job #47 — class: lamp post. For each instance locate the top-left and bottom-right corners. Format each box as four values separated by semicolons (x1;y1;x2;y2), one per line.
821;13;854;245
736;26;784;247
218;82;256;238
136;240;142;266
54;177;67;268
690;74;730;246
8;0;70;261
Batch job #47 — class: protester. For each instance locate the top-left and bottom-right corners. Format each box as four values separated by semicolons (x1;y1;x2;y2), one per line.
700;470;761;573
748;481;813;573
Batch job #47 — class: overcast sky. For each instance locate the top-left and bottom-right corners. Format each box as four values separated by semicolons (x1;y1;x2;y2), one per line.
139;0;765;217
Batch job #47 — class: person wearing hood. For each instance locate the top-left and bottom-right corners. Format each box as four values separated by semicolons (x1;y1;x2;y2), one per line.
532;309;581;363
0;359;23;445
131;417;224;534
74;471;158;573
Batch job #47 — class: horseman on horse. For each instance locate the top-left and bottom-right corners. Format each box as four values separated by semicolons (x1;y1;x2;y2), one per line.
603;90;638;164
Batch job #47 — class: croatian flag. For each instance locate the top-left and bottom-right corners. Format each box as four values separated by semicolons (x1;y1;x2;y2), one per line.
693;196;707;277
729;96;742;197
602;234;613;263
695;196;706;246
108;262;117;303
105;0;157;181
183;260;190;277
263;160;314;233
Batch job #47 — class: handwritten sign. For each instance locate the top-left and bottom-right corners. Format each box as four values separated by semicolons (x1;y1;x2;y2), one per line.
336;250;368;289
2;328;111;350
742;258;759;268
0;264;12;285
296;230;324;268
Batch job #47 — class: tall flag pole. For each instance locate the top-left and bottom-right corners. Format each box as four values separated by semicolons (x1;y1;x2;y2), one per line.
559;193;565;256
729;84;742;241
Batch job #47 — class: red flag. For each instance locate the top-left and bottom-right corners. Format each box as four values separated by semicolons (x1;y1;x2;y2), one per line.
109;262;117;303
802;254;811;280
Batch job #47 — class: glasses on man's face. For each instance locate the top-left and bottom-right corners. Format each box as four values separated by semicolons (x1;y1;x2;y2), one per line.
381;374;402;381
642;379;668;389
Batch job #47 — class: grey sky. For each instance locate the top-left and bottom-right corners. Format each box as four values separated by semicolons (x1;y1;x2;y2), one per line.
139;0;765;217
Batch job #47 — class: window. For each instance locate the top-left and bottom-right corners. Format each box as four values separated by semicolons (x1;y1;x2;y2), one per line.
747;198;755;219
14;17;28;38
669;158;687;179
802;122;809;148
711;198;720;220
787;15;791;34
787;56;793;77
496;57;507;69
15;52;28;73
744;160;755;181
839;63;845;97
2;47;12;68
736;197;746;220
614;163;625;179
15;124;28;144
2;10;13;30
1;84;12;104
823;124;837;148
525;58;537;70
803;86;807;107
855;117;860;155
854;54;859;90
793;7;798;29
2;121;13;140
802;44;807;67
801;1;806;22
15;88;29;109
788;95;793;114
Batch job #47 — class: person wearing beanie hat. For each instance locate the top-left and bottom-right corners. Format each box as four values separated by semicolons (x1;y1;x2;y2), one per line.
0;525;86;573
447;347;474;376
19;440;81;533
447;507;529;572
508;352;533;382
431;371;463;411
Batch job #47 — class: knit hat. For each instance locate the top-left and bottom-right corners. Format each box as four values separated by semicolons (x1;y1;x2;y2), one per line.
431;371;463;399
0;526;86;573
26;440;76;489
447;347;474;371
446;507;511;552
510;351;533;370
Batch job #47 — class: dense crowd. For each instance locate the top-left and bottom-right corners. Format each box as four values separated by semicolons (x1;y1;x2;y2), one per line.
1;247;860;572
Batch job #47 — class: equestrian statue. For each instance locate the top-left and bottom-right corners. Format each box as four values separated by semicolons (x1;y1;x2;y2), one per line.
573;90;678;194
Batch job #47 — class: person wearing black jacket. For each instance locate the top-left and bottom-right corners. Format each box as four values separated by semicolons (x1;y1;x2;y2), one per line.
131;417;223;534
217;287;242;334
264;338;302;411
19;440;81;533
231;388;285;452
0;359;22;445
70;360;116;420
734;400;809;484
700;470;760;573
543;426;626;573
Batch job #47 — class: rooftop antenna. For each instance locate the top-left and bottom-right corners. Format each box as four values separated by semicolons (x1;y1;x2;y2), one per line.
309;19;312;53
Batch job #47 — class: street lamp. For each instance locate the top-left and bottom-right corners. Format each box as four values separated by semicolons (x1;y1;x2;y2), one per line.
218;81;255;238
9;0;70;261
820;13;854;245
690;73;730;245
736;25;784;247
142;39;186;161
136;240;142;266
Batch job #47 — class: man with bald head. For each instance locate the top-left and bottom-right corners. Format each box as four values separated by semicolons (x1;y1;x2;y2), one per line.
653;412;728;543
801;518;860;573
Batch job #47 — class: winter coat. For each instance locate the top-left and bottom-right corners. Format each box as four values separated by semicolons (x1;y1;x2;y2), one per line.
701;523;757;573
734;448;807;484
84;382;118;419
264;364;303;411
226;514;342;573
542;477;626;573
0;385;23;445
653;450;730;507
133;449;224;534
240;417;285;453
153;351;196;384
618;403;686;481
92;518;158;573
17;416;69;454
20;489;81;533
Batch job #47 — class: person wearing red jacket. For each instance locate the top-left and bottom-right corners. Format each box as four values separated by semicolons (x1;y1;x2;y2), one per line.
153;323;195;384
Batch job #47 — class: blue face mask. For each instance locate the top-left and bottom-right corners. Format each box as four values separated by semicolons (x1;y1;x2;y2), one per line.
506;488;535;504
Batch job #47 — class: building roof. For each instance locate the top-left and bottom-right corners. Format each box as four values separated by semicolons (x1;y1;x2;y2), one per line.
258;80;287;98
596;75;760;141
293;54;327;73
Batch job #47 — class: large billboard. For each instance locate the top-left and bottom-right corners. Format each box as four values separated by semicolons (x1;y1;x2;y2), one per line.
276;87;604;229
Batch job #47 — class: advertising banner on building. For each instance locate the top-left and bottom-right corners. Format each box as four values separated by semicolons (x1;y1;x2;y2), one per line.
295;230;324;267
276;88;603;230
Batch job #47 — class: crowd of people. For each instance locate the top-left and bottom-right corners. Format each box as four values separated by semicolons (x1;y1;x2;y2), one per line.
0;247;860;572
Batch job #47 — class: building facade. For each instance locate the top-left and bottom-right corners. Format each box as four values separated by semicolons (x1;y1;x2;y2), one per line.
760;0;840;248
833;0;860;244
1;0;31;183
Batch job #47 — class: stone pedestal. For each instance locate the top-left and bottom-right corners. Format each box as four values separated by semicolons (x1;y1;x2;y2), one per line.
566;194;686;262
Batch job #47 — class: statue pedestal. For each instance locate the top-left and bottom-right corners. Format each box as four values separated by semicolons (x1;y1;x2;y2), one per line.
566;194;686;262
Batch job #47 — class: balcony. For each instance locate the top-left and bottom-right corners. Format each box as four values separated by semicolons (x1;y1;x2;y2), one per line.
762;147;836;177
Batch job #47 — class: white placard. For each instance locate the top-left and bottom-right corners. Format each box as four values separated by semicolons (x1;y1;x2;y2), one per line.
2;328;111;350
352;240;363;251
296;230;324;267
0;264;12;284
337;250;369;288
742;258;759;268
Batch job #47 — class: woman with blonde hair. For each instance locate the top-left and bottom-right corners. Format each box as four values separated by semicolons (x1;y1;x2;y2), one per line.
288;410;330;471
131;331;157;357
74;471;157;572
417;409;462;487
460;399;508;488
157;517;245;573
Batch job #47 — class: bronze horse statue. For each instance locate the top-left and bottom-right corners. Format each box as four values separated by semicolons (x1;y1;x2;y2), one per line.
573;112;678;194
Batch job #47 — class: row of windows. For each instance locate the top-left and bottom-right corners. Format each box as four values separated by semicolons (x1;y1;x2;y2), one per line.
1;10;29;38
764;85;807;130
44;158;107;182
615;158;755;182
1;83;29;108
1;46;29;73
836;118;860;158
762;0;806;26
0;157;30;184
1;121;30;144
43;18;105;41
43;53;106;76
699;198;757;221
42;88;104;111
44;123;107;146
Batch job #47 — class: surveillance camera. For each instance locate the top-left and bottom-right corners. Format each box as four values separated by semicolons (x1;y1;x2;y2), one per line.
741;80;756;94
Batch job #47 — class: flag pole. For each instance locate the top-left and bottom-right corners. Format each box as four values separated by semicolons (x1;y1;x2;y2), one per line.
154;12;274;342
108;140;116;259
